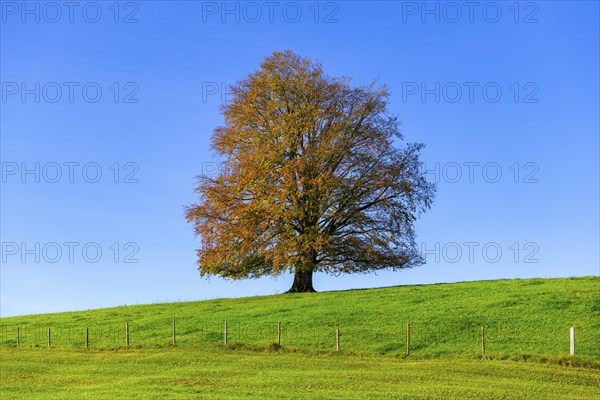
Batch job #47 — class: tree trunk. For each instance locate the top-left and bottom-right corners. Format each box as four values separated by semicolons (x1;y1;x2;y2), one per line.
287;269;316;293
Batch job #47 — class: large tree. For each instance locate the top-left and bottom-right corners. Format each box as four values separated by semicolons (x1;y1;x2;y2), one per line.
186;50;436;293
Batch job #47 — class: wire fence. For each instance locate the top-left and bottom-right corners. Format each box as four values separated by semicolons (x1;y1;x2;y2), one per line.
1;319;596;359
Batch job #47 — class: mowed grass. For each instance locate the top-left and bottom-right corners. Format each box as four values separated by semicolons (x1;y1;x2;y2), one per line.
1;347;599;399
1;277;599;399
1;277;598;359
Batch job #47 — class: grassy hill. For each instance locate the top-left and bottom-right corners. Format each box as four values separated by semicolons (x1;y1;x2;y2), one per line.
1;276;599;359
1;277;599;399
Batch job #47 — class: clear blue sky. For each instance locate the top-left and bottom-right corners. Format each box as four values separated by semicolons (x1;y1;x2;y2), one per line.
1;1;598;317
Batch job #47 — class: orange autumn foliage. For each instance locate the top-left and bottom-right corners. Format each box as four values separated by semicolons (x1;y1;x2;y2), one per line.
185;51;436;292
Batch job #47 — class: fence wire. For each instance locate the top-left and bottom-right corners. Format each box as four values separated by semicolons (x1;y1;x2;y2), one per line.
1;319;596;358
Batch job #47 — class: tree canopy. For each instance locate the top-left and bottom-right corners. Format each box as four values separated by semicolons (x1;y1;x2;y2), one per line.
186;50;436;292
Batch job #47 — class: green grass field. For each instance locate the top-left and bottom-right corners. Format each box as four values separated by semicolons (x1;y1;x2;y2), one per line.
1;276;599;398
2;347;599;399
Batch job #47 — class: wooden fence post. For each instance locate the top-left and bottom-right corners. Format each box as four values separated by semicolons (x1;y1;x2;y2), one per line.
125;323;129;347
277;321;281;346
47;328;51;347
85;327;89;349
224;321;228;345
570;327;575;357
406;321;410;356
481;326;485;356
336;329;340;351
172;318;176;346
